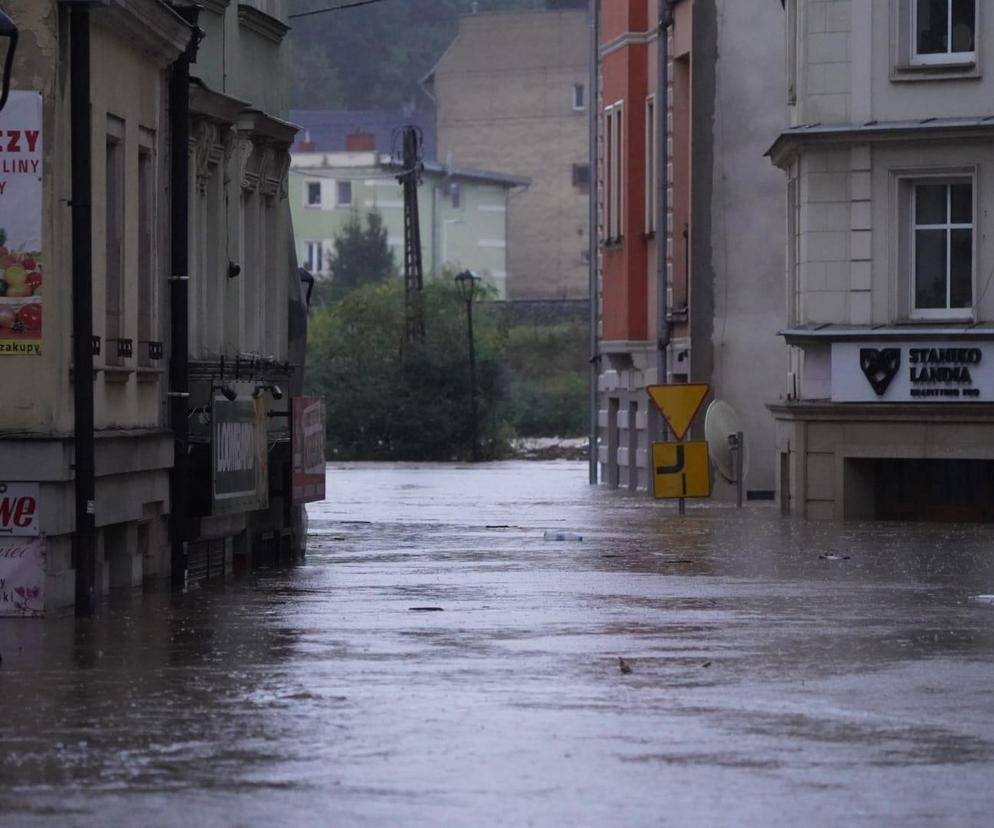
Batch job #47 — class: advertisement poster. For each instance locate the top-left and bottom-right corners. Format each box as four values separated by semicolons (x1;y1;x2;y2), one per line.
0;481;40;535
0;92;43;356
0;535;45;617
212;395;269;515
292;397;326;504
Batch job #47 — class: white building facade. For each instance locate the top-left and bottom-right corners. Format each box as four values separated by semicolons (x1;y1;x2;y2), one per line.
770;0;994;521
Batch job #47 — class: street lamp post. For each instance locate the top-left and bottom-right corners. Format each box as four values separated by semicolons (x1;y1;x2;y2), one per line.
454;270;481;462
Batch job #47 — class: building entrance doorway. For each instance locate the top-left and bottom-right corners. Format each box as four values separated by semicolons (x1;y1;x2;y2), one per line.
845;458;994;522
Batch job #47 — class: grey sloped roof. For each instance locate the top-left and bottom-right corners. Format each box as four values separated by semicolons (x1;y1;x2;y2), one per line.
290;109;437;160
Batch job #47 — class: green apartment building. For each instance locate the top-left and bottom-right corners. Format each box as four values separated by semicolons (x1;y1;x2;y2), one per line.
290;151;527;299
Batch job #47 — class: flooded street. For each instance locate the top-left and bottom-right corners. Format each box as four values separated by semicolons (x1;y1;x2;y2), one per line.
2;461;994;826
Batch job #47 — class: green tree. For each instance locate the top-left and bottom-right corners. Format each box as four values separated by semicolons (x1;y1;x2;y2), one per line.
305;276;508;460
326;209;396;303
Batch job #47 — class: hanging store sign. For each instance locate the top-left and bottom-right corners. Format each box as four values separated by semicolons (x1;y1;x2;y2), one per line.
212;395;269;514
292;397;326;504
832;342;994;402
0;534;45;617
0;92;43;356
0;481;40;536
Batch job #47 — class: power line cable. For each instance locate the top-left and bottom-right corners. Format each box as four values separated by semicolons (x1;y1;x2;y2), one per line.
289;0;394;19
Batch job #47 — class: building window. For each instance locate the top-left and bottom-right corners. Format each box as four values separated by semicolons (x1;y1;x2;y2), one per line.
336;180;352;208
105;117;125;364
645;95;655;234
604;102;624;242
305;180;321;207
914;0;975;64
304;241;324;274
572;83;585;111
137;139;155;367
912;179;973;315
572;163;590;194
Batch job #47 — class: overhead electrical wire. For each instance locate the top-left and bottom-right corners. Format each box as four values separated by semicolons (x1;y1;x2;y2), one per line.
289;0;394;19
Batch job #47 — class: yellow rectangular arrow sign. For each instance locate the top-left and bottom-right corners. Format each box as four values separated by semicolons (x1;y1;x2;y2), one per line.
652;441;711;499
646;383;710;440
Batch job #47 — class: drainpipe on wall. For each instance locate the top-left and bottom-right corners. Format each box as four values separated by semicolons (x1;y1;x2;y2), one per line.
587;0;599;485
656;1;675;413
69;2;95;616
168;11;199;589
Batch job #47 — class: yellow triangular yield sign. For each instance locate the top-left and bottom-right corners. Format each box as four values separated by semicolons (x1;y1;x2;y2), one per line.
646;384;710;441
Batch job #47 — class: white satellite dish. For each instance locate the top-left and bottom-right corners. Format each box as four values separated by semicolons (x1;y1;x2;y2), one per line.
704;400;749;484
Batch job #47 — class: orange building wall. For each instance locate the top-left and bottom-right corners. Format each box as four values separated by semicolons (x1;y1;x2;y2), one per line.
600;0;651;342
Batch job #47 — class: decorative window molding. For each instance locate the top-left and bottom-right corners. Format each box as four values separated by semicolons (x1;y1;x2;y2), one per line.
603;101;624;244
199;0;231;15
892;0;981;80
237;3;289;44
891;166;978;321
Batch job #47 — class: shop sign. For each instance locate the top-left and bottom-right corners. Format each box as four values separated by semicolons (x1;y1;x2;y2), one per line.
0;482;39;536
0;535;45;617
0;92;43;356
832;342;994;402
212;395;269;514
292;397;326;504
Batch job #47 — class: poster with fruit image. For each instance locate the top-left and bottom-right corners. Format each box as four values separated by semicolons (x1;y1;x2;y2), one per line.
0;92;42;356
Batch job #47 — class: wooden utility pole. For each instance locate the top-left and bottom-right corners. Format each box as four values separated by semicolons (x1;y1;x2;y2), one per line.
397;126;425;343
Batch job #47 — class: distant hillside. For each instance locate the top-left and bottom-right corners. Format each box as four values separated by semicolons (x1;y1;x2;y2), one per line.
290;0;559;111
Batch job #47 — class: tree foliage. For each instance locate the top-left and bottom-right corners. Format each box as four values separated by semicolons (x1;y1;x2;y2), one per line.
290;0;547;110
305;277;508;460
324;209;396;304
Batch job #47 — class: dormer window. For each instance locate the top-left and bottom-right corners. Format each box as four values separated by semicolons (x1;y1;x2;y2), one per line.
914;0;975;65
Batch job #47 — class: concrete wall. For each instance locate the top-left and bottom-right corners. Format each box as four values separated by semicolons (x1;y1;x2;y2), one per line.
431;11;590;300
691;0;787;492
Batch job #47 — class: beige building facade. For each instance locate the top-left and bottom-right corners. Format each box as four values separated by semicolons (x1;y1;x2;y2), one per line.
0;0;301;615
424;8;590;300
770;0;994;521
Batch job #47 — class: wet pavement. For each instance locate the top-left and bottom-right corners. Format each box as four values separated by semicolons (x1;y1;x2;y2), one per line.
2;461;994;826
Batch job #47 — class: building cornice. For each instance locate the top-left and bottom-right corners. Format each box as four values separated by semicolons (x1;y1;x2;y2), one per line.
237;3;289;43
768;117;994;168
599;29;657;60
768;401;994;422
199;0;231;14
190;81;250;125
779;323;994;344
92;0;193;66
239;108;297;145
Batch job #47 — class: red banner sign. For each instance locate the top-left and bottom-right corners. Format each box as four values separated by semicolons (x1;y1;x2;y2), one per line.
292;397;326;504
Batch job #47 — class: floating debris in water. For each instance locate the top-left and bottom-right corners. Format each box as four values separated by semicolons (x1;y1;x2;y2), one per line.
618;657;632;674
818;553;851;561
544;531;583;541
970;595;994;606
409;607;445;612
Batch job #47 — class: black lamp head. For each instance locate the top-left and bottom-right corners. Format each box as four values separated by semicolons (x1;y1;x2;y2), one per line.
454;269;481;302
252;383;283;401
215;383;237;402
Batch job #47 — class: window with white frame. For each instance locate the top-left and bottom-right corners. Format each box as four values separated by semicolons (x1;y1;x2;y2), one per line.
305;180;321;207
572;83;586;111
645;95;655;234
336;180;352;208
914;0;975;64
304;241;324;274
912;179;973;316
603;103;624;242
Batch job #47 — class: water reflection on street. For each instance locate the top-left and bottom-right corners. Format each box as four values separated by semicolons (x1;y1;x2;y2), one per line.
2;461;994;826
